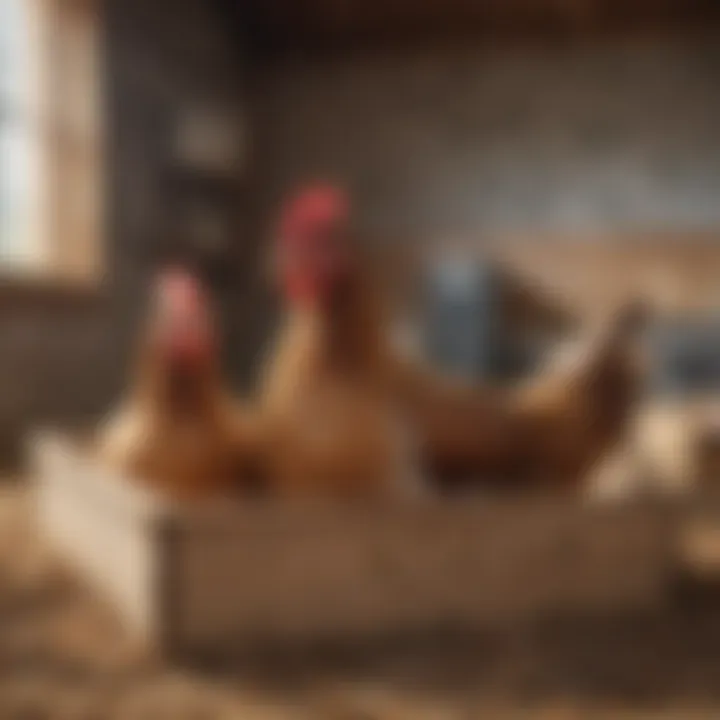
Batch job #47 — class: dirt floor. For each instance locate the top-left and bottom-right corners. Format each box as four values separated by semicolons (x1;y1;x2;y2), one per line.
3;485;720;719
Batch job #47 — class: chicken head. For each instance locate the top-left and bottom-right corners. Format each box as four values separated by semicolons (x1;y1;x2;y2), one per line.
275;184;355;307
148;266;217;372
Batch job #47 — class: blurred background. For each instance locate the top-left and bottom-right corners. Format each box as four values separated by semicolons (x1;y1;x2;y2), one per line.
0;0;720;467
3;1;720;715
2;0;720;470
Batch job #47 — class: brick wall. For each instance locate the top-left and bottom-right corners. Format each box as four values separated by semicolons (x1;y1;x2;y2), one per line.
105;0;251;381
250;36;720;241
0;0;247;468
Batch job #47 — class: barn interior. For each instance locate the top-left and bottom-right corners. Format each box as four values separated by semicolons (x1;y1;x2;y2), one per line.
3;0;720;716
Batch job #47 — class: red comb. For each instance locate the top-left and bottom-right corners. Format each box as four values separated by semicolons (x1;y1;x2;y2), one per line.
152;267;216;364
155;266;204;309
278;184;350;242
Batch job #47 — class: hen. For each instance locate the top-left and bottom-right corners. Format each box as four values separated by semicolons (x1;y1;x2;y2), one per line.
257;186;427;500
98;267;258;501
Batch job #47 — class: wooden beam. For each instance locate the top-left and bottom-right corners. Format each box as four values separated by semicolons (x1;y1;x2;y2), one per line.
243;0;720;57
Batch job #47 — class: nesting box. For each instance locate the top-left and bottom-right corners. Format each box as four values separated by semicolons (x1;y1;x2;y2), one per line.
32;431;676;659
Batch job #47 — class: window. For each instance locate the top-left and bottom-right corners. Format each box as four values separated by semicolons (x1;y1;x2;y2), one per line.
0;0;45;268
0;0;102;283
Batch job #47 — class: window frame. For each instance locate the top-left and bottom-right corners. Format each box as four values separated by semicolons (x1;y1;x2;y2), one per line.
0;0;104;292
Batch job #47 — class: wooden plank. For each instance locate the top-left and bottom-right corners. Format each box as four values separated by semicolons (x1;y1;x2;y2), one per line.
31;430;678;658
243;0;720;54
173;497;675;655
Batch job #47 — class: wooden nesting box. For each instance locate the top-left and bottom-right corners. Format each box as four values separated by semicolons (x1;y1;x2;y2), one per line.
32;431;677;659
